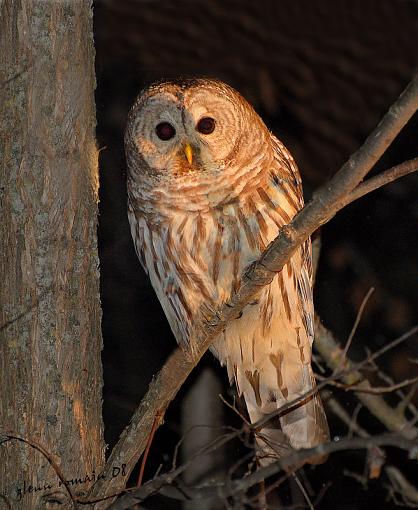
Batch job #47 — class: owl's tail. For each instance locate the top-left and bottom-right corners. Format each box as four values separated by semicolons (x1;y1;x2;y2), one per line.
244;365;329;466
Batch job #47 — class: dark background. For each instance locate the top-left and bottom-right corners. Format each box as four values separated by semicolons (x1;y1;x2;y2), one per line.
93;1;418;508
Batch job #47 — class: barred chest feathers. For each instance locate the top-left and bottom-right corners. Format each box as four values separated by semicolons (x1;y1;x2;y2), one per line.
128;170;314;406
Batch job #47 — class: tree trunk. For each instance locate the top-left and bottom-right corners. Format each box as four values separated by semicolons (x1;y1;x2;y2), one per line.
0;1;105;508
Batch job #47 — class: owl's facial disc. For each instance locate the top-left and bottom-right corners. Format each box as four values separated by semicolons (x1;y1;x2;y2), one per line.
128;82;253;182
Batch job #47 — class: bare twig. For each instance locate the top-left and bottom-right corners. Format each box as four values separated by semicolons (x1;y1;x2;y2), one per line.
335;287;375;374
368;356;418;419
324;391;368;439
397;382;418;417
343;376;418;395
137;411;163;486
0;65;30;90
325;391;387;479
318;376;418;395
315;321;418;439
385;465;418;506
219;394;251;426
97;319;418;509
0;290;50;332
88;74;418;505
292;474;314;510
357;327;418;371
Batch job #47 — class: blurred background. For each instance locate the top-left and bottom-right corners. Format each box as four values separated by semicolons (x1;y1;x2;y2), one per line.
93;1;418;508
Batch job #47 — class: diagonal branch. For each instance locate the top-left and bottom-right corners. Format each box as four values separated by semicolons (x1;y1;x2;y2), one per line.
88;73;418;506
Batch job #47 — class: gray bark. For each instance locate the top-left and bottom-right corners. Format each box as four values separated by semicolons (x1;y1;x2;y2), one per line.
0;1;105;508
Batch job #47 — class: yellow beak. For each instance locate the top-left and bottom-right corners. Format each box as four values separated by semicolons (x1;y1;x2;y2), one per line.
184;143;193;165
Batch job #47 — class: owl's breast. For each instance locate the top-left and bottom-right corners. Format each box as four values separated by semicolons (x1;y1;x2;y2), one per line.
129;185;289;344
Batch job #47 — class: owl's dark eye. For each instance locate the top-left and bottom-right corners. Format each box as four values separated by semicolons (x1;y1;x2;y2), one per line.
155;122;176;141
196;117;216;135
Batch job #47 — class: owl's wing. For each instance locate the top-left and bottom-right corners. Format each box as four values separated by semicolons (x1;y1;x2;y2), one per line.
270;135;328;460
128;198;212;351
222;134;329;463
270;134;315;341
128;201;149;275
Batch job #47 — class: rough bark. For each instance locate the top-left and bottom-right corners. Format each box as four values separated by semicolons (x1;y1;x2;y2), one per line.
0;1;105;509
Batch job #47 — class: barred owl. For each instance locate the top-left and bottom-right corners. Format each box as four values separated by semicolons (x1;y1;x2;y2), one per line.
125;78;329;463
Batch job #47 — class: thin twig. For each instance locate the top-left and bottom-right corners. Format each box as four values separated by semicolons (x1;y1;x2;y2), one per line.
357;326;418;371
318;376;418;395
292;474;314;510
315;321;418;439
344;376;418;395
324;391;368;439
335;287;375;374
0;290;50;332
397;382;418;417
137;411;163;486
370;357;418;419
385;465;418;506
219;394;251;426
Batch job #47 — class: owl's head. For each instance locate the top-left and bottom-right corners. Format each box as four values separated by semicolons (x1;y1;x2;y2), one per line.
125;79;271;188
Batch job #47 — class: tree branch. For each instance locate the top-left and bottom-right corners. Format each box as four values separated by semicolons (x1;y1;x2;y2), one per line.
88;73;418;505
343;157;418;207
315;320;418;439
385;465;418;506
107;434;418;510
324;375;418;395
